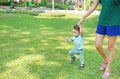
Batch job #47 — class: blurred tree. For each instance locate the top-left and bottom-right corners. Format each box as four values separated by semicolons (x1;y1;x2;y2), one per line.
9;0;15;9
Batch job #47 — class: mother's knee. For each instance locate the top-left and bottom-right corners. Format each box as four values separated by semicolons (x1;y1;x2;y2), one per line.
95;43;102;49
108;44;115;51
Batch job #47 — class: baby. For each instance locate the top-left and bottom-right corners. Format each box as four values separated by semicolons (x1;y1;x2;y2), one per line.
65;25;85;68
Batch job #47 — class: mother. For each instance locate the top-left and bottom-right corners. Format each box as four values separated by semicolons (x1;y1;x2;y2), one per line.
78;0;120;78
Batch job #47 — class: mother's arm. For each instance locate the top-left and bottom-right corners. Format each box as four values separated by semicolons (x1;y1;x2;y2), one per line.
78;0;99;28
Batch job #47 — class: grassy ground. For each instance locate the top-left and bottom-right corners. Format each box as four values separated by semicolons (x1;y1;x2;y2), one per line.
0;12;120;79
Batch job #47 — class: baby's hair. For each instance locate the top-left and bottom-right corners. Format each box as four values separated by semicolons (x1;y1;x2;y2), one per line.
73;25;80;33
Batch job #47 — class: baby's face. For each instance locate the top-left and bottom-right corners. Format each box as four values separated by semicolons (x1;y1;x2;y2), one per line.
73;29;79;36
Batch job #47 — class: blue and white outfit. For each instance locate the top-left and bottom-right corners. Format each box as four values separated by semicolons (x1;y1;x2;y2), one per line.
69;35;84;64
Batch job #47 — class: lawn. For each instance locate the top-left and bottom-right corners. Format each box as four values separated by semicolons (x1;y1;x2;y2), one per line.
0;12;120;79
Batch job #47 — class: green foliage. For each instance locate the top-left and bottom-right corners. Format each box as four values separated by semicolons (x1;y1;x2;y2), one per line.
0;0;9;6
84;0;101;10
0;0;101;10
46;2;68;10
31;11;44;16
68;0;74;6
0;0;8;2
40;0;47;6
58;4;68;9
38;12;65;17
31;2;40;7
0;8;44;16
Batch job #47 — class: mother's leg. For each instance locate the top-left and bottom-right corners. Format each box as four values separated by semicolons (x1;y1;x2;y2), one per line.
106;36;117;71
95;34;107;63
102;36;117;78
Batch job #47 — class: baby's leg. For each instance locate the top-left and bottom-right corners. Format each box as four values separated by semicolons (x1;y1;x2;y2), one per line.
78;49;84;64
69;48;76;58
69;48;76;63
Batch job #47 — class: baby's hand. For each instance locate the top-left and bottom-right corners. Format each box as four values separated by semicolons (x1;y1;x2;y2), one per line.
64;39;70;42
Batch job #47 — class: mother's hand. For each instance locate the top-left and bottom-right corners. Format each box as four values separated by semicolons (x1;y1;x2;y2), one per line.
78;18;84;27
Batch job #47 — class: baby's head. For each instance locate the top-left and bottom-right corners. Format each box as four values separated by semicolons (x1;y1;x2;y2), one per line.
73;25;80;36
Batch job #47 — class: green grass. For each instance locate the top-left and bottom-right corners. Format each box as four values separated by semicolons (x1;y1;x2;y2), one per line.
0;12;120;79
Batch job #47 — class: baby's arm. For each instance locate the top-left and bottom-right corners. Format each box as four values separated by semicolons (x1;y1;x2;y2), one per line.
65;36;74;42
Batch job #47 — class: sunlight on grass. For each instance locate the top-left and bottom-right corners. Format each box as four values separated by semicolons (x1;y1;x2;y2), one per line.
0;43;9;47
0;30;9;34
10;31;31;37
27;47;36;52
55;36;65;41
0;25;13;29
85;45;96;50
40;26;55;36
57;32;70;35
21;31;30;35
55;42;70;50
85;36;95;41
0;55;45;79
0;25;31;38
116;40;120;52
0;69;37;79
6;55;45;67
0;25;14;35
20;38;30;43
0;54;61;79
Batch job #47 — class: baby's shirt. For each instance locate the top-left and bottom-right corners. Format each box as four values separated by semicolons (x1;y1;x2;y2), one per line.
70;35;84;50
